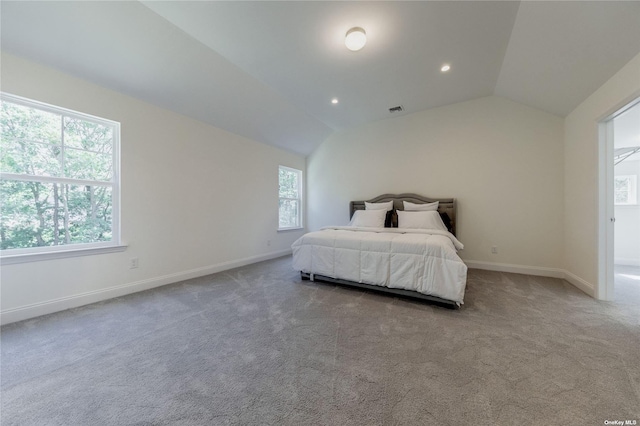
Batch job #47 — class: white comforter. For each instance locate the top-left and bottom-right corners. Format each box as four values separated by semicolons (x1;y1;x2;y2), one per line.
291;227;468;304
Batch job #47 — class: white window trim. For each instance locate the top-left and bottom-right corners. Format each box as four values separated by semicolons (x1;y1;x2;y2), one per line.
0;92;122;261
278;165;303;231
0;244;128;265
614;175;637;205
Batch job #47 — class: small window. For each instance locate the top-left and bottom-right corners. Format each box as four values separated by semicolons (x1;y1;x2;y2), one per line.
278;166;302;230
614;175;637;205
1;93;121;257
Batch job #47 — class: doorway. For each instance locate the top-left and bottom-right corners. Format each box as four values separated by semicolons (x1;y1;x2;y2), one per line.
602;99;640;301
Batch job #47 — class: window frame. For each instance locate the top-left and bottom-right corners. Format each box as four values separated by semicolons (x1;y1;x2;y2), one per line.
0;92;124;264
278;165;303;231
614;174;637;206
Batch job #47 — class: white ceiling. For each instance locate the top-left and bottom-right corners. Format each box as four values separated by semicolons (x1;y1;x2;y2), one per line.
2;1;640;157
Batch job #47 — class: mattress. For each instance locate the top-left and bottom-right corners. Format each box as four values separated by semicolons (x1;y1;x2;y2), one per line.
291;226;468;304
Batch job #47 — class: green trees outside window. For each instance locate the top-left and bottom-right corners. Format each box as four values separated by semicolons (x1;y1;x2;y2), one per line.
0;94;119;252
278;166;302;229
614;175;637;205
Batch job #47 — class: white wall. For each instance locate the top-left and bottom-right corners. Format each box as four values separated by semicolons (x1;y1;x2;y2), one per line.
307;96;565;271
614;159;640;266
0;53;306;324
564;52;640;298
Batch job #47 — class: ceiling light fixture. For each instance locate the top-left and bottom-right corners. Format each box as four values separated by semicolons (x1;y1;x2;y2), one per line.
331;98;339;104
345;27;366;51
441;64;451;72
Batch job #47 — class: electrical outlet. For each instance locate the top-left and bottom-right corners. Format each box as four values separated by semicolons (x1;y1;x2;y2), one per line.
129;257;139;269
491;246;498;254
267;240;271;247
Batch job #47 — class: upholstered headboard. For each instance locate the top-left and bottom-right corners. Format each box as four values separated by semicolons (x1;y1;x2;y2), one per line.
349;193;458;236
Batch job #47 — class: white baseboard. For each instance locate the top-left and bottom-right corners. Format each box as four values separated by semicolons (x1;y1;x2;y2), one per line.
464;260;595;298
1;249;292;325
2;253;598;325
562;270;596;297
464;260;565;278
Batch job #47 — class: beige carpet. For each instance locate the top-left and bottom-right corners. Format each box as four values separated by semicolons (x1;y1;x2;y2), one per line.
1;256;639;425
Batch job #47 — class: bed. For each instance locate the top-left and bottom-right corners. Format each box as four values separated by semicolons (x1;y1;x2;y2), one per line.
291;194;468;308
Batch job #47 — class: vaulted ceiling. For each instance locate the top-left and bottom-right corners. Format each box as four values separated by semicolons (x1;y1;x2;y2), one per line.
2;1;640;156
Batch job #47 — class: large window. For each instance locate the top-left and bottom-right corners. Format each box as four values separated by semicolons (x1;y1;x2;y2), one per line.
614;175;637;205
0;93;121;259
278;166;302;230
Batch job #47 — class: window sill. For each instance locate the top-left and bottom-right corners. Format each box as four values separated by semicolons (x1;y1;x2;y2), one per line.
0;244;128;265
278;227;304;232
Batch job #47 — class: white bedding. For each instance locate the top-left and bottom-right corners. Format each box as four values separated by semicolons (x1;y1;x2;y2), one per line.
291;226;468;304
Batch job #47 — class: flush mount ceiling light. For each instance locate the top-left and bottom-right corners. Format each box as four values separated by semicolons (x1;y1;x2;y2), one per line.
331;98;339;104
441;64;451;72
345;27;366;51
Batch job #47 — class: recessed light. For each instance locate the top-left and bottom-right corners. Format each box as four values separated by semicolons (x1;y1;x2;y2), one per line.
441;64;451;72
331;98;339;104
345;27;366;51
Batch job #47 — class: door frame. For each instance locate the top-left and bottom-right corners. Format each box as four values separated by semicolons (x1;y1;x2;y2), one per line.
598;96;640;300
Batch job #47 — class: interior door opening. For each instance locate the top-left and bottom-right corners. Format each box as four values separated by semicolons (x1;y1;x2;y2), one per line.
605;99;640;301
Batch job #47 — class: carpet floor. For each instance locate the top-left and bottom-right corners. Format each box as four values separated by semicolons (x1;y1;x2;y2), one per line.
1;256;639;425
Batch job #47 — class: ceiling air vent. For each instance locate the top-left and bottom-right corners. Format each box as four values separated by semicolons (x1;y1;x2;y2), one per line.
389;105;404;113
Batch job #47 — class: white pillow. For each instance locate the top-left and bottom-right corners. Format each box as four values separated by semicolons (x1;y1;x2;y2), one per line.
397;210;448;231
365;200;394;211
403;200;439;211
349;209;387;228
